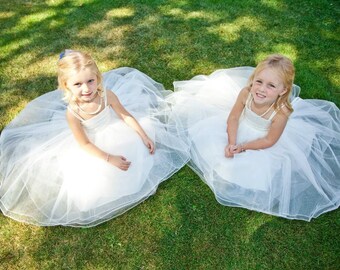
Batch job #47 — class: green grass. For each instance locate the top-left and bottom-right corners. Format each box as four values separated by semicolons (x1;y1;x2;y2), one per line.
0;0;339;269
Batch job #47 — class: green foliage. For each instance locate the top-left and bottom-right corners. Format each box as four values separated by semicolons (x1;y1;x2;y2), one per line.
0;0;339;269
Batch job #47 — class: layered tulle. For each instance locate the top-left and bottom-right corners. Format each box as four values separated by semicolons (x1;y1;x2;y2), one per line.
0;67;189;227
167;67;340;221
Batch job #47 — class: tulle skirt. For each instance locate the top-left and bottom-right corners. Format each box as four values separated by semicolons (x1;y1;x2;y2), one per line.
0;67;189;227
167;67;340;221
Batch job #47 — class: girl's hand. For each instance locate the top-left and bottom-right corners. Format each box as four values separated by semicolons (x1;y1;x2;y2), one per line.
225;144;245;157
225;144;236;158
233;144;245;154
143;136;155;154
108;155;131;171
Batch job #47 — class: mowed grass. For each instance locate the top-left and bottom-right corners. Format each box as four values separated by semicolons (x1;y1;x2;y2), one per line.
0;0;339;269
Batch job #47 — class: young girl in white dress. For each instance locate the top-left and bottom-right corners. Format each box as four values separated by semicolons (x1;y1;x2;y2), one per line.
168;54;340;221
0;50;189;227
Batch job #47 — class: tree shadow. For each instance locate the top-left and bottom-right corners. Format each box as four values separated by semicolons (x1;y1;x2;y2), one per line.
0;0;339;269
246;209;340;269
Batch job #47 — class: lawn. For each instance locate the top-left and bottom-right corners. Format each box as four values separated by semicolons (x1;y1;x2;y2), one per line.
0;0;339;269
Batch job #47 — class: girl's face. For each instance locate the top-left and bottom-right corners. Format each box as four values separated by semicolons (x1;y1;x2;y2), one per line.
66;68;98;102
250;67;287;107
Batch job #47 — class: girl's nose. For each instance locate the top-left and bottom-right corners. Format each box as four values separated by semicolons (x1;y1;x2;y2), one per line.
82;83;89;92
259;84;265;92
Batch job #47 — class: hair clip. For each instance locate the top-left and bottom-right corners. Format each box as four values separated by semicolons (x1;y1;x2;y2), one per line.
59;51;65;60
59;49;74;60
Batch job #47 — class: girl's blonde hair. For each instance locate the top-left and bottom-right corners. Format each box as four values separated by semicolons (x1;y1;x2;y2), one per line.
57;50;103;102
247;54;295;113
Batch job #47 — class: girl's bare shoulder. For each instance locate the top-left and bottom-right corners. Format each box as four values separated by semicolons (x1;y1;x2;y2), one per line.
105;90;118;104
239;87;251;104
277;104;292;118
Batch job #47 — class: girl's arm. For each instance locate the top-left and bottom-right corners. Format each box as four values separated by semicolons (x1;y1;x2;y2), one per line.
233;110;289;153
107;90;155;154
225;88;248;157
66;111;131;170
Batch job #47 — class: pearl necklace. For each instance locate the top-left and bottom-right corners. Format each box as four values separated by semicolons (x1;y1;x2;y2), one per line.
75;93;103;115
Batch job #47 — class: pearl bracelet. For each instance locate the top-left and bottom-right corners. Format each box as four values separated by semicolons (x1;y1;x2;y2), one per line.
240;144;246;152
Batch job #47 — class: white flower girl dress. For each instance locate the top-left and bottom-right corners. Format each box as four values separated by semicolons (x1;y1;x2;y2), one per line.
0;68;189;227
167;67;340;221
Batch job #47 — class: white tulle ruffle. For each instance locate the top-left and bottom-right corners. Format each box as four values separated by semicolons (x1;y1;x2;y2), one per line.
167;67;340;221
0;68;189;227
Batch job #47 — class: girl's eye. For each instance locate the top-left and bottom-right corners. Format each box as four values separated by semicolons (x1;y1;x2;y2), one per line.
74;83;81;87
255;80;262;84
269;84;275;88
88;79;94;83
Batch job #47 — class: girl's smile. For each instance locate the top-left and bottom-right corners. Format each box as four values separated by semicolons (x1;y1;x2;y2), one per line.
251;67;287;108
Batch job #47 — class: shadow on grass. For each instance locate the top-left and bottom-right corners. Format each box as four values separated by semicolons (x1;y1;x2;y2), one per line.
1;0;339;98
0;0;339;269
247;210;340;269
1;168;339;269
156;168;340;269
